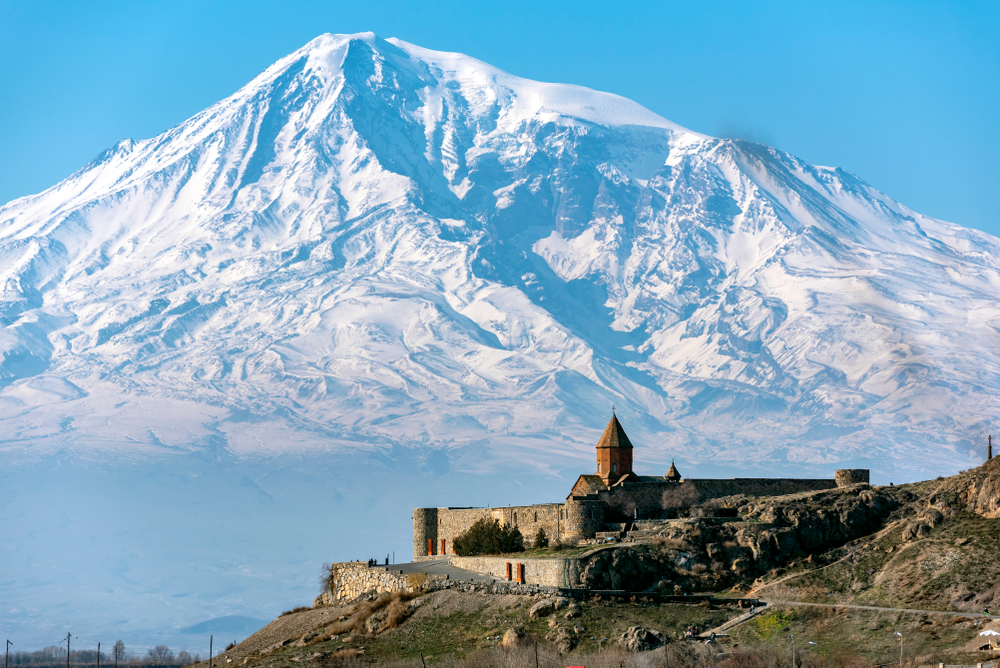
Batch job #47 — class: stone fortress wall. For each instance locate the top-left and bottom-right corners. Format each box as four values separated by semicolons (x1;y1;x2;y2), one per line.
415;503;567;558
414;473;863;558
412;410;869;560
448;555;581;588
835;469;870;486
683;477;838;501
314;561;442;606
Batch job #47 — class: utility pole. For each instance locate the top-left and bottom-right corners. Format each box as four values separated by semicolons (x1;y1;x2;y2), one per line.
895;632;903;666
66;633;71;668
6;639;12;668
791;634;796;668
97;643;100;668
209;636;213;668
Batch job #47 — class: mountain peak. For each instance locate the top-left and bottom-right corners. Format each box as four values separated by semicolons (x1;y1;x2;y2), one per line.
0;34;997;481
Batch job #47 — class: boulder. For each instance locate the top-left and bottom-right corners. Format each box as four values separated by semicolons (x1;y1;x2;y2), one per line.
545;627;577;653
618;626;666;652
366;610;387;634
529;599;556;619
501;628;527;648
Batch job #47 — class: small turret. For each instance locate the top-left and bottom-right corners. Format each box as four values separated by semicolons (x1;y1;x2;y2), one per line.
665;460;682;482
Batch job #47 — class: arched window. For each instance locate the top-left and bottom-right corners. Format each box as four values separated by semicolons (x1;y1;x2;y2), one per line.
613;463;617;474
598;463;602;473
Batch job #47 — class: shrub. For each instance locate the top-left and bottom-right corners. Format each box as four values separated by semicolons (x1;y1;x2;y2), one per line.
453;516;524;556
533;527;549;548
281;606;311;616
320;562;337;594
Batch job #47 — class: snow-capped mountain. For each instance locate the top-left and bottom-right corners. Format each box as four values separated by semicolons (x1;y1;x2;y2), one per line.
2;32;998;476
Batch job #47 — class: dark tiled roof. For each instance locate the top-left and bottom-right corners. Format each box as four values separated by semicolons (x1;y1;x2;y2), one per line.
595;414;634;449
569;474;609;498
576;474;608;490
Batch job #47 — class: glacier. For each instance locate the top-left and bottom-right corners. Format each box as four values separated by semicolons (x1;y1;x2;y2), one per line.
1;32;999;648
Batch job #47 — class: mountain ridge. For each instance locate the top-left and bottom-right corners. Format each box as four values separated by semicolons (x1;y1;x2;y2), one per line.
0;32;997;479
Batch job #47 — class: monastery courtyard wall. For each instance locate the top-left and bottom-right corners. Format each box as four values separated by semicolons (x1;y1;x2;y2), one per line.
414;476;849;558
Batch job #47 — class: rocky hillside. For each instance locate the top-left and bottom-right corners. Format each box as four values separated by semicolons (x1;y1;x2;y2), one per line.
193;462;1000;667
562;457;1000;611
761;456;1000;612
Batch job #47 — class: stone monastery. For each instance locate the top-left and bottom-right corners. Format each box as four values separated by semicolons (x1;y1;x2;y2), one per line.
413;414;869;558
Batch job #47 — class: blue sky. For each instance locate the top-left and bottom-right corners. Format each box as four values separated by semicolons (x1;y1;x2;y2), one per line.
1;0;998;236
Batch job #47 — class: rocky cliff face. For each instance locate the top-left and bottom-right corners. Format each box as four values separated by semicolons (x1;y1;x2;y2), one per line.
575;461;1000;613
953;456;1000;519
577;484;908;593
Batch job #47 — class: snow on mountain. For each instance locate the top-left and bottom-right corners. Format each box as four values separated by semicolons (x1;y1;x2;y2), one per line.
1;31;998;479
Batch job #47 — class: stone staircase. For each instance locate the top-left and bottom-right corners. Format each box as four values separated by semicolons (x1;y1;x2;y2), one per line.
700;602;767;638
625;519;672;539
595;523;629;540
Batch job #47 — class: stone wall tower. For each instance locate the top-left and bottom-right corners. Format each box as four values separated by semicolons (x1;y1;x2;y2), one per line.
412;507;438;559
596;412;634;484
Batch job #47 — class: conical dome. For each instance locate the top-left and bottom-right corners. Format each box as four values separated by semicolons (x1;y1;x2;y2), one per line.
666;460;681;481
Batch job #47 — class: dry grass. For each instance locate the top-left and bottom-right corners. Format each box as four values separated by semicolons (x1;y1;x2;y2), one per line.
653;536;687;550
280;606;311;617
311;640;872;668
302;591;420;645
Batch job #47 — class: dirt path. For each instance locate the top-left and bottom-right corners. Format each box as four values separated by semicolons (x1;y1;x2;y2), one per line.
705;599;993;637
771;600;993;619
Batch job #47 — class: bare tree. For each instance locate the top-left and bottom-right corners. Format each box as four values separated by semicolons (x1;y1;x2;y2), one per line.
661;481;699;515
146;646;174;663
604;487;639;520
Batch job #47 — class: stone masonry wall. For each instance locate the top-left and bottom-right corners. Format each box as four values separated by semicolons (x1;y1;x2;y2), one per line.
448;556;580;588
594;484;675;522
412;508;438;561
413;504;571;558
683;478;837;501
413;476;860;557
835;469;870;486
315;562;441;606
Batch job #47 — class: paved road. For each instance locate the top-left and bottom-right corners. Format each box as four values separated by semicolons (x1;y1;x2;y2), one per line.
377;558;502;582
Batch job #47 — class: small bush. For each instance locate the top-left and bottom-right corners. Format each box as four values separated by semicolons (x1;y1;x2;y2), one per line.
280;606;310;617
453;516;524;556
320;562;337;594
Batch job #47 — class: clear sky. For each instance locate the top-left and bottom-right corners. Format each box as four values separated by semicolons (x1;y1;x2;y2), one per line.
1;0;998;236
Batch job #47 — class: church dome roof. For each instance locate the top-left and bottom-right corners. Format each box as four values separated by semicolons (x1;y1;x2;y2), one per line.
595;413;634;449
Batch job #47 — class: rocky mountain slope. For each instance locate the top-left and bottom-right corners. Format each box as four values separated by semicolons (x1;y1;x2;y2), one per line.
0;32;997;477
574;456;1000;613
